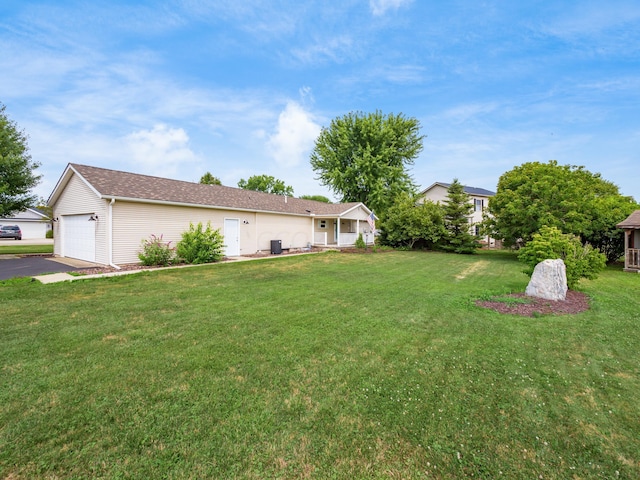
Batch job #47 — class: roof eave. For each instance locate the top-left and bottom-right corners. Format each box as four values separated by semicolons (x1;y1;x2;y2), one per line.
104;195;319;217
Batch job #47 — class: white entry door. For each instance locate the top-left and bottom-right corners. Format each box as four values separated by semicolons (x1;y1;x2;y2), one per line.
224;218;240;256
63;214;96;262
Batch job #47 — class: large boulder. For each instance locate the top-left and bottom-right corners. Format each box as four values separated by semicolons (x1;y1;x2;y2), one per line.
525;259;568;301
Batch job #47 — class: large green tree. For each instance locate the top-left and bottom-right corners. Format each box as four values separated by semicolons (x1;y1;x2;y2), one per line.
310;111;424;216
0;103;41;217
238;174;294;196
486;160;636;256
440;179;480;254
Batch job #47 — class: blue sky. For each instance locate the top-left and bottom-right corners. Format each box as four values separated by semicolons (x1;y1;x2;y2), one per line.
2;0;639;203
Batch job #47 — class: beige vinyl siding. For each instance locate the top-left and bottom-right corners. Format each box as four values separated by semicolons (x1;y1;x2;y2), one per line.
340;205;372;220
420;184;450;203
112;202;313;264
254;212;312;251
111;201;255;264
420;185;489;232
51;175;108;264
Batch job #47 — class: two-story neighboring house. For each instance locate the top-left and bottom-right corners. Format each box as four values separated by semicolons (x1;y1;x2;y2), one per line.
418;181;496;247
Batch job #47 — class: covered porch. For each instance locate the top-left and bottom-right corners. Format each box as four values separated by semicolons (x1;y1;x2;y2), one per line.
617;210;640;272
312;207;376;247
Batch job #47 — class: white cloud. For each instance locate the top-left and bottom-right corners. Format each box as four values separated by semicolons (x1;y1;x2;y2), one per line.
289;35;355;65
369;0;412;16
267;102;321;167
125;124;201;177
441;102;499;124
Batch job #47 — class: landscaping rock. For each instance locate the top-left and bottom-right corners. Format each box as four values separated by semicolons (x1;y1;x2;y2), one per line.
525;259;568;301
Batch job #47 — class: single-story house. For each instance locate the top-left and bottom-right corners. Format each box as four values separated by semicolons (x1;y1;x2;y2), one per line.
617;210;640;272
47;163;376;266
418;181;496;246
0;208;51;239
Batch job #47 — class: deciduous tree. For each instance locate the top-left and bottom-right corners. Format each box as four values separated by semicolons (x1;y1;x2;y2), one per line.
486;160;632;252
0;103;41;217
381;193;445;249
310;111;424;216
238;174;294;196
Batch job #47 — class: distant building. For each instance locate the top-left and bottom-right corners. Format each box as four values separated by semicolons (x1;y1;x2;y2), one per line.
0;208;51;239
418;182;497;247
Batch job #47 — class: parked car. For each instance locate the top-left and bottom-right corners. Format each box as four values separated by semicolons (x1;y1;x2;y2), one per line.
0;225;22;240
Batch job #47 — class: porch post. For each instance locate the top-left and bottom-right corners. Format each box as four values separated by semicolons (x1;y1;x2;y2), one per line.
336;218;341;246
624;230;630;270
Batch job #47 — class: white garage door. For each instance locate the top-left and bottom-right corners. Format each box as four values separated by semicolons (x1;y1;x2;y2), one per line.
18;222;47;239
63;214;96;262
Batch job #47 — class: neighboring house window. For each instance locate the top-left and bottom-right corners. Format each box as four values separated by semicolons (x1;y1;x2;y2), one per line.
319;220;326;229
475;225;481;236
474;198;484;212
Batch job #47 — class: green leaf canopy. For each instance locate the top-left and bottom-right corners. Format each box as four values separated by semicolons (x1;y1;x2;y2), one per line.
310;111;424;215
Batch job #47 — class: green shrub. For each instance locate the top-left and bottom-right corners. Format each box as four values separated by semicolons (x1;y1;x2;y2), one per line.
518;226;606;288
138;234;175;266
354;233;366;249
45;229;53;239
176;222;225;264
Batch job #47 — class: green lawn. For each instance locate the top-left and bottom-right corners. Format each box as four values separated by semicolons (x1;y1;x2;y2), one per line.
1;250;639;479
0;243;53;255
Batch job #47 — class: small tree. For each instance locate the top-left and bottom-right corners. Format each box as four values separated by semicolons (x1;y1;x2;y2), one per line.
199;172;222;185
354;233;366;249
518;226;606;289
440;179;480;254
381;193;445;249
238;174;294;196
176;222;225;264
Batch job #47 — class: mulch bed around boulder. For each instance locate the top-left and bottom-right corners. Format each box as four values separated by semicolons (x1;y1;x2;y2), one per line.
475;290;590;317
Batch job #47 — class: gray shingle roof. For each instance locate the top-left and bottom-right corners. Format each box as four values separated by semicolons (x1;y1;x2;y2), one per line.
420;182;495;197
66;164;364;217
617;210;640;228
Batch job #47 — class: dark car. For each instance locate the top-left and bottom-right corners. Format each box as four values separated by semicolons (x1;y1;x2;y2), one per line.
0;225;22;240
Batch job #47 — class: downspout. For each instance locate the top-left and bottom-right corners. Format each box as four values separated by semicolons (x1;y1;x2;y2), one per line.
108;198;120;269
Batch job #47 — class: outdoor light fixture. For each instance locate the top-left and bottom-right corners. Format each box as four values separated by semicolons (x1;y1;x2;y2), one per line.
243;220;249;224
52;217;59;222
89;215;98;221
